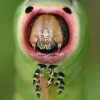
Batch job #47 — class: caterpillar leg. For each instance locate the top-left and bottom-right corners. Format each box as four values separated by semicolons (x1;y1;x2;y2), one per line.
33;69;41;98
46;71;57;87
33;69;41;84
33;64;65;97
54;72;65;94
38;64;47;71
33;64;47;97
33;64;47;84
57;81;65;94
48;64;57;71
46;65;57;87
35;81;41;98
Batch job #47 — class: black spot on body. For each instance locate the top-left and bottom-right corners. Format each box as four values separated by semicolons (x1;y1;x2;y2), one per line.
63;7;72;14
25;6;33;13
58;90;62;94
54;82;59;86
50;78;54;82
38;64;47;69
59;72;65;77
34;74;39;78
60;81;65;85
35;69;41;74
57;78;63;82
33;80;36;84
37;93;40;98
36;85;39;88
59;86;64;90
49;65;58;70
36;86;41;90
52;72;57;77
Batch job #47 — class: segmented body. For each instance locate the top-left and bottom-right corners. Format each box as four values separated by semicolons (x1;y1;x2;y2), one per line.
14;0;88;100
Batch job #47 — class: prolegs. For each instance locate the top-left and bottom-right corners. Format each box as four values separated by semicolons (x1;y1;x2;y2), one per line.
33;64;65;98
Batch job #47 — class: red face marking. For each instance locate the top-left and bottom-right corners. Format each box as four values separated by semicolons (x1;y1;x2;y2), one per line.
20;7;75;63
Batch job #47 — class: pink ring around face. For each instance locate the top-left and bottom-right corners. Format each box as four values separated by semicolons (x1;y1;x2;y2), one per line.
21;7;76;63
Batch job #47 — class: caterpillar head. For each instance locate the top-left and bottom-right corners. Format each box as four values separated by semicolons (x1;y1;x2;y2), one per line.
14;0;87;64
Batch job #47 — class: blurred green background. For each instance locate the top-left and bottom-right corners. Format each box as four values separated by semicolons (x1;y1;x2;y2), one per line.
0;0;100;100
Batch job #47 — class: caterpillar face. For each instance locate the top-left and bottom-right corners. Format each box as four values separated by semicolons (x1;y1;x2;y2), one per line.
15;2;86;63
28;14;69;53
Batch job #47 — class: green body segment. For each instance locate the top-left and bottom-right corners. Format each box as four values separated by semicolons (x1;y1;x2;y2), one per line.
14;0;89;100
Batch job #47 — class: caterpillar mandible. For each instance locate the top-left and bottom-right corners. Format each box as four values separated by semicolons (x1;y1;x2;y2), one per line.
14;0;88;100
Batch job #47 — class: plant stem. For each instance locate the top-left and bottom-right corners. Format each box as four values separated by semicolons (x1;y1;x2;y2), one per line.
40;74;50;100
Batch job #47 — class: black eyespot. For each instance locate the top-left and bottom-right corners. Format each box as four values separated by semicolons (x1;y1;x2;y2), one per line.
63;7;72;14
25;6;33;13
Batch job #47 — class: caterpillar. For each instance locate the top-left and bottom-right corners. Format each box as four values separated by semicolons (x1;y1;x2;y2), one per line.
14;0;89;100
